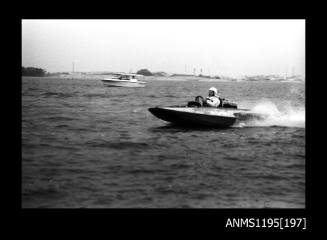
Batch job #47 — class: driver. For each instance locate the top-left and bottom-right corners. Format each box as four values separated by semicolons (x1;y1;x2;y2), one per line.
204;87;220;107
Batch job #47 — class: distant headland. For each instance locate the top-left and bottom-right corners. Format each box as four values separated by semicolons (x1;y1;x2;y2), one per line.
22;67;48;77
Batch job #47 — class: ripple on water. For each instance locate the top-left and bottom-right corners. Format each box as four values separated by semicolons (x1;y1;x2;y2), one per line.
42;92;74;98
85;140;150;149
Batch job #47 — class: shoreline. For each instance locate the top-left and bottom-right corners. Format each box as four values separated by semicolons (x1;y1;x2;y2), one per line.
22;76;305;83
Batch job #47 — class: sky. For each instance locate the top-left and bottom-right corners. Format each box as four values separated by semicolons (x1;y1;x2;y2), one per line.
22;19;305;77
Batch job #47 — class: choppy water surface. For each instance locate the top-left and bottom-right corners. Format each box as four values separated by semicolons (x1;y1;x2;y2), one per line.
22;77;305;208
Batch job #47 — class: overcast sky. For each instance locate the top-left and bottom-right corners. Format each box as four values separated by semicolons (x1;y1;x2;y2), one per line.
22;19;305;76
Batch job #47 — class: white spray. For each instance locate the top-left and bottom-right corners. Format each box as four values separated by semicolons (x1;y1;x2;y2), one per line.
248;101;305;128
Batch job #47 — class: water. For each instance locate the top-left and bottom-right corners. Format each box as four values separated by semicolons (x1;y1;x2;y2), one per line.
22;77;305;208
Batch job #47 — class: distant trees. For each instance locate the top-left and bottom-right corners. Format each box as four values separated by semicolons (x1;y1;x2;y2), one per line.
22;67;47;77
136;69;152;76
152;71;168;77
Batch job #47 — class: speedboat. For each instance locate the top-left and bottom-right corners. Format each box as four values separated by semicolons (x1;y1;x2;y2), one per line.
148;98;266;128
102;73;146;87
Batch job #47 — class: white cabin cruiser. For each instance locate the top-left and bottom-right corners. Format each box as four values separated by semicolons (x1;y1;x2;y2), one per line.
102;73;146;87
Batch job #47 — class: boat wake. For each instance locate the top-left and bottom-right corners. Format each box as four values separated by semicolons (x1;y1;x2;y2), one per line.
239;101;305;128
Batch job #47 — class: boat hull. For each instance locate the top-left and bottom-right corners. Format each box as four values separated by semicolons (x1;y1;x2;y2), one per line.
102;79;146;88
148;107;265;128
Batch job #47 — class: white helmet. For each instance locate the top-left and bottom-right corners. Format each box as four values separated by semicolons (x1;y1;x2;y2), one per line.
209;87;218;96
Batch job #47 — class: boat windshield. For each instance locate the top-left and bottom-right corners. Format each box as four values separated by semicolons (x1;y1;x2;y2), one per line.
112;74;122;79
121;75;131;80
111;73;140;80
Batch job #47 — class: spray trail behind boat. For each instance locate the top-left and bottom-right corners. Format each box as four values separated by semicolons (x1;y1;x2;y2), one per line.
237;101;305;128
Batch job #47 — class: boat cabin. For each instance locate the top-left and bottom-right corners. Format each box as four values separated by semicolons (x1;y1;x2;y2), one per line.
111;73;143;80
